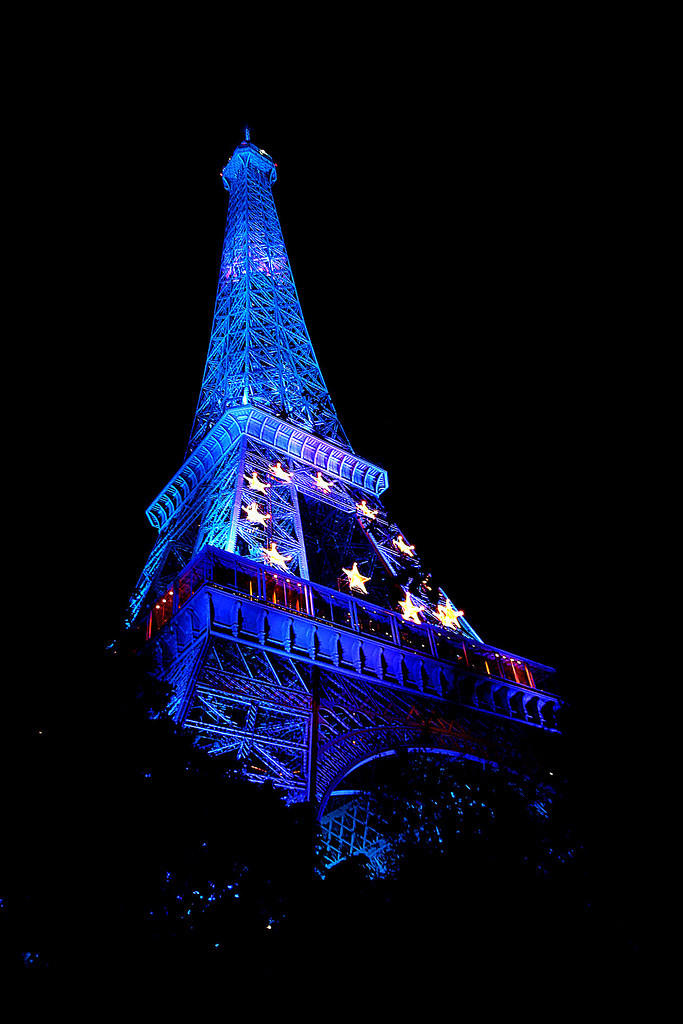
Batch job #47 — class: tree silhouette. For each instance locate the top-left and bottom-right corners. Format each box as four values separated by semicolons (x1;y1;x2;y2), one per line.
8;654;603;977
7;648;312;970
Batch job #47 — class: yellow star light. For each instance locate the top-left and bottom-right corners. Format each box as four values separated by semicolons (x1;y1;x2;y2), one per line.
243;502;271;528
435;602;465;630
269;462;293;482
398;591;423;623
263;543;292;571
246;471;269;494
342;562;371;594
356;500;378;519
393;534;416;557
312;472;332;493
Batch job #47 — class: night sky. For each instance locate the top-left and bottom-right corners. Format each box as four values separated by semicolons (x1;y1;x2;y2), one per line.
0;15;654;974
101;98;593;687
85;63;641;930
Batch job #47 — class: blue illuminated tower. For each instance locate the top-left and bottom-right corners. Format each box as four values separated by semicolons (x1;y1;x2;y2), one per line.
127;133;563;871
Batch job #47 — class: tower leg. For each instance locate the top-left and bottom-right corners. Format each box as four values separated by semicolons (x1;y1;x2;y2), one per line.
308;664;320;809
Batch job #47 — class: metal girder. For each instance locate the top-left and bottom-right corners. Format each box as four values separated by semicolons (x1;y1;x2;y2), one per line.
187;140;350;454
319;795;390;873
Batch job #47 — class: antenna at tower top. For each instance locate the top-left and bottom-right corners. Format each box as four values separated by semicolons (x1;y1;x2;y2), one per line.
245;125;250;141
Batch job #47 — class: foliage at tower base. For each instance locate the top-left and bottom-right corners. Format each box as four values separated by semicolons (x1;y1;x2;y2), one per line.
7;649;313;970
359;751;577;881
296;751;593;973
9;650;591;972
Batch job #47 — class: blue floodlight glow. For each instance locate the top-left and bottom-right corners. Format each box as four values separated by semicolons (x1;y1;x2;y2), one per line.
126;134;562;874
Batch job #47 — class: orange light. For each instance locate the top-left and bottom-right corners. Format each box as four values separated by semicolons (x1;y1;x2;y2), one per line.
393;534;415;557
269;462;292;482
356;500;378;519
243;501;271;527
398;591;423;623
263;543;293;571
342;562;371;593
435;602;465;630
312;472;332;493
246;471;269;494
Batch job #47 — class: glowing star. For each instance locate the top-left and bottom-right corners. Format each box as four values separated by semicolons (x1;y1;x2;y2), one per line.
269;462;292;483
243;502;271;528
263;543;292;571
435;602;465;630
398;591;423;624
356;500;378;519
342;562;371;594
393;534;416;558
312;472;332;493
246;472;269;494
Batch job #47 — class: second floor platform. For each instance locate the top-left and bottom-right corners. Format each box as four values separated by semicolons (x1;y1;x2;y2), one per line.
141;546;562;733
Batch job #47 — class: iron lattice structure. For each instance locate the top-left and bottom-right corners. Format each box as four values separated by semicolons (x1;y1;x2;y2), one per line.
187;137;349;456
128;134;563;871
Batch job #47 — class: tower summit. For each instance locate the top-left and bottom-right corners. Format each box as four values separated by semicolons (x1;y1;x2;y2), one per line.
187;136;349;458
127;135;563;871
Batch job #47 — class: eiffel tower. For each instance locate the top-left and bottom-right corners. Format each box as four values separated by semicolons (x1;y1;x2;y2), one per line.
126;130;563;871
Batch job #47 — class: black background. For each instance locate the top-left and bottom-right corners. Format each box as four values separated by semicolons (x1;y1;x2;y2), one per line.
97;93;606;693
98;78;624;852
101;104;592;671
16;27;649;961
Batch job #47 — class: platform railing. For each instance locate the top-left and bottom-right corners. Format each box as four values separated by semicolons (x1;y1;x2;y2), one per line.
146;546;553;690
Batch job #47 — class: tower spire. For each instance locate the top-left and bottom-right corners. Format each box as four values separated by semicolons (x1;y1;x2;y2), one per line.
187;137;349;456
244;124;250;141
